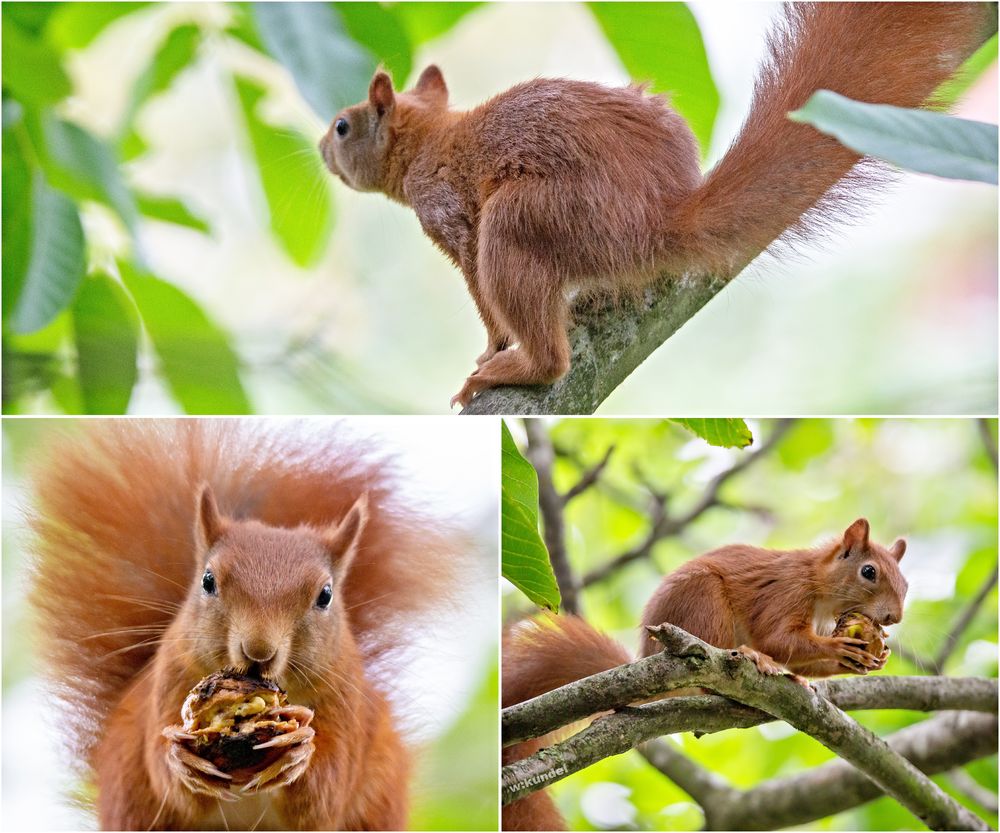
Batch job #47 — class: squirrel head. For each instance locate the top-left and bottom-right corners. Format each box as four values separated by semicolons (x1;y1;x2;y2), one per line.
823;518;908;627
319;65;449;192
181;484;368;688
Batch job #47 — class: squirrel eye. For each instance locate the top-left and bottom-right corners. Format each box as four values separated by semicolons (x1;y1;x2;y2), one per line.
334;118;349;138
316;583;333;609
201;569;217;595
861;564;877;582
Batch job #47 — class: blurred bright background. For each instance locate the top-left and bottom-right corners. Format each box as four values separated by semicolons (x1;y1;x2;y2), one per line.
2;2;996;415
503;417;998;831
2;417;499;830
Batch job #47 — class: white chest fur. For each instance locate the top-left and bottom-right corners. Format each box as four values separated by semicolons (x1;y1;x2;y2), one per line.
812;601;838;637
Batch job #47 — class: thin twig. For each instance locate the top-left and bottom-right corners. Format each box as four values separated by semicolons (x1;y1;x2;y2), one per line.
562;445;615;503
582;419;795;586
934;562;1000;672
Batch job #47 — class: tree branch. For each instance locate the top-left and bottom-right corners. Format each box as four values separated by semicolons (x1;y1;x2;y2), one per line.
978;418;998;472
945;766;1000;815
700;711;998;830
502;624;992;830
504;671;998;747
934;562;999;672
562;444;615;503
461;275;727;414
523;418;581;614
582;419;794;587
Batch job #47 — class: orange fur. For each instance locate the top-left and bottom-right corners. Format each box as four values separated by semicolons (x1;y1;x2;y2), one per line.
320;4;990;406
502;616;631;832
502;519;908;830
27;420;461;830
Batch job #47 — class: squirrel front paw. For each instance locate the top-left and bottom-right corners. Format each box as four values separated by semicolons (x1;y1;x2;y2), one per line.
162;725;237;802
241;705;316;795
825;635;882;673
735;645;811;688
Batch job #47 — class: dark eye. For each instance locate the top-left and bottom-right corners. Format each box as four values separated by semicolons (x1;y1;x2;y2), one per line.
861;564;877;582
335;118;349;138
316;583;333;609
202;569;217;595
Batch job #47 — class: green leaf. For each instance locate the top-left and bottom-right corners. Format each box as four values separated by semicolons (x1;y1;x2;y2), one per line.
121;264;252;414
72;273;140;414
28;112;139;232
250;2;375;121
501;421;561;611
9;173;86;334
234;76;334;267
337;4;413;87
790;90;998;185
588;3;719;156
135;192;210;233
1;16;72;105
121;23;202;130
45;2;148;51
935;34;998;107
2;117;32;319
669;418;753;449
391;2;481;46
4;3;58;36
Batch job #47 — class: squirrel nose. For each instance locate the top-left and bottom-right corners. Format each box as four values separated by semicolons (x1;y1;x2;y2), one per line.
881;612;900;626
241;638;277;664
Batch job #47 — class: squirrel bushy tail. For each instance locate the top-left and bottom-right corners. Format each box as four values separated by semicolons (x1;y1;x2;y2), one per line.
27;419;460;769
672;2;993;275
502;615;631;831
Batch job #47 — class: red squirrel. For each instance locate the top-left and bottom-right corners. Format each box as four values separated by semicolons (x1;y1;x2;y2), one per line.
318;3;989;408
27;421;463;830
502;518;908;831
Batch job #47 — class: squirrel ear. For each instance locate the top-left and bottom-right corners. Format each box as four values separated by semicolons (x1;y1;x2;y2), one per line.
841;517;870;556
890;538;906;562
413;64;448;104
368;71;395;118
195;484;228;553
322;493;369;578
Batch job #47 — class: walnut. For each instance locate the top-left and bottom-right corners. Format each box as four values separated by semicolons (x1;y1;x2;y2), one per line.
833;612;887;670
181;670;300;782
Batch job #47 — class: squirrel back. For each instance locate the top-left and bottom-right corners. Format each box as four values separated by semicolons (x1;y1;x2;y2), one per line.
27;419;459;771
671;2;993;274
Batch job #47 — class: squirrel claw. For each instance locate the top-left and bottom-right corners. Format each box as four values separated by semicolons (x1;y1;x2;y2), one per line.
451;379;478;409
736;645;786;676
166;736;237;801
241;736;314;794
254;725;315;750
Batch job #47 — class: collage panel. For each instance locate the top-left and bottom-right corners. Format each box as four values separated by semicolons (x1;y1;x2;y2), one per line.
501;418;999;831
1;1;999;832
2;417;498;830
0;2;995;417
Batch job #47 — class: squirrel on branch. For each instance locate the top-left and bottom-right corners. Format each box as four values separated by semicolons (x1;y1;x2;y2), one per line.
26;420;464;830
502;518;909;830
319;2;990;408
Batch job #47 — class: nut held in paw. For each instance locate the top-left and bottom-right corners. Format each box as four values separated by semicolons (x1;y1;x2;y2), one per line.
180;670;301;783
833;612;887;667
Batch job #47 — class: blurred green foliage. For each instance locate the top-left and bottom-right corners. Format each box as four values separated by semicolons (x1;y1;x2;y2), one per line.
505;418;998;831
1;1;725;415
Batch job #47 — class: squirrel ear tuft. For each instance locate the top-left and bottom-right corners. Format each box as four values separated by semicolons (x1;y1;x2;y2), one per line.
841;517;870;555
368;71;395;118
890;538;906;562
322;493;369;577
413;64;448;104
195;484;228;552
